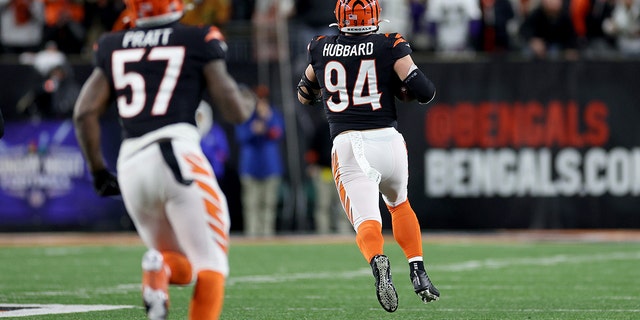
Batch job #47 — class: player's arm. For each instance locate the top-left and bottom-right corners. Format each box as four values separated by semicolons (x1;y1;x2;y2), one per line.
204;60;253;124
73;68;120;196
297;64;321;105
393;55;436;104
73;68;111;172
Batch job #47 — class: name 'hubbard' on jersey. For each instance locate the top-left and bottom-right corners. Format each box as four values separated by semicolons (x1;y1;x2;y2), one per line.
308;33;412;141
94;22;227;138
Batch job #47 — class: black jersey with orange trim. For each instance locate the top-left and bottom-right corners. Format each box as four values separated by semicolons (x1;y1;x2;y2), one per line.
307;32;412;140
94;21;227;138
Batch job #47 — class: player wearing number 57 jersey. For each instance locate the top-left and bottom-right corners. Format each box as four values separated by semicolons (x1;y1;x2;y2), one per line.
297;0;440;313
73;0;253;318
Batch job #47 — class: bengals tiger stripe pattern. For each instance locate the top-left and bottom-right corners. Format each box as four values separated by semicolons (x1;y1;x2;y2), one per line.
334;0;381;33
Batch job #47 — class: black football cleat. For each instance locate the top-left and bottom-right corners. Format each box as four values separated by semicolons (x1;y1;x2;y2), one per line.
410;266;440;303
370;255;399;312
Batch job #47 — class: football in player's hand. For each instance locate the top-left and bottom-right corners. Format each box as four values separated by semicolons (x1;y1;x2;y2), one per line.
391;74;416;102
395;85;416;102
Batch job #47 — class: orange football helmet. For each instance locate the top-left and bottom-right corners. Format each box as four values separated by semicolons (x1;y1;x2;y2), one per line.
334;0;381;34
125;0;184;27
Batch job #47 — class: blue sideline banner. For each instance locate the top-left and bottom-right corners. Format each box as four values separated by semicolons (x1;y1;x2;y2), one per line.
0;119;127;230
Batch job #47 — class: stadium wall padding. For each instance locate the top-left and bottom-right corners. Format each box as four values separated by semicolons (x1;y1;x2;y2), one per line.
1;60;639;230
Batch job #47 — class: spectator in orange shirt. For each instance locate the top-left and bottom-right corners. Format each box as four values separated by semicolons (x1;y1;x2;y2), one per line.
42;0;86;54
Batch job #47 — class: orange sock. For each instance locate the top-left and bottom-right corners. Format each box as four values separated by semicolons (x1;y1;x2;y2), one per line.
388;200;423;259
141;250;170;309
142;264;169;296
161;251;193;285
355;220;384;263
189;270;225;320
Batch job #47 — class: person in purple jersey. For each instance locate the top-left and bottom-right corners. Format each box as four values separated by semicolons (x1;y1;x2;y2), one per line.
297;0;440;313
72;0;253;318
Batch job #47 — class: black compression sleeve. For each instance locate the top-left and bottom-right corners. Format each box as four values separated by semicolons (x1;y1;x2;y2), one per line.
297;72;321;103
403;68;436;104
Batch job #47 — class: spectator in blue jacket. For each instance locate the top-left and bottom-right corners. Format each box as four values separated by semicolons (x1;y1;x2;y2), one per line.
196;101;230;179
235;85;285;237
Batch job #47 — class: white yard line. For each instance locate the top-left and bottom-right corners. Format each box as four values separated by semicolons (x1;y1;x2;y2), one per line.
5;251;639;294
0;304;134;318
373;307;640;313
227;251;640;285
430;251;640;272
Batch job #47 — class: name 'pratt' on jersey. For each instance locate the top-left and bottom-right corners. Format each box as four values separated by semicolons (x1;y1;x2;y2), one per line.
323;42;374;57
122;28;173;48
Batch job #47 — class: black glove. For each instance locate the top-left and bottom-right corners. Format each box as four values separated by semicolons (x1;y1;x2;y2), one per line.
92;169;121;196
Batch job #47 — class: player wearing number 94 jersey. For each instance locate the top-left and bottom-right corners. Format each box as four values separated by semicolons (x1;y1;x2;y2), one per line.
297;0;440;313
73;0;253;318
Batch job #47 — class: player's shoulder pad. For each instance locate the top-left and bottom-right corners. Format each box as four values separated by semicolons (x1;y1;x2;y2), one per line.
383;32;409;48
96;30;119;47
204;25;225;43
93;31;121;56
308;35;327;51
194;24;227;53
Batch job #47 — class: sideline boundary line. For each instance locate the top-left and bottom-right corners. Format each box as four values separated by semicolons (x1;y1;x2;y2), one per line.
1;229;640;247
0;304;134;318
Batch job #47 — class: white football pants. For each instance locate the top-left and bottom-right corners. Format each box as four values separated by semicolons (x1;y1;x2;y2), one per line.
117;124;230;277
331;127;410;231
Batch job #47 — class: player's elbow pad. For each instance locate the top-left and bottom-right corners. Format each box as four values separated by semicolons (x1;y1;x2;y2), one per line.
403;68;436;104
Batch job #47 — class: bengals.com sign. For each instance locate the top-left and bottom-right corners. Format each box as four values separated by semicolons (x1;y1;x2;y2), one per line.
423;101;640;197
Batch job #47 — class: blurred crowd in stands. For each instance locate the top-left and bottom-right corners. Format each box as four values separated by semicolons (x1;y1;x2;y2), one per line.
1;0;638;121
0;0;638;60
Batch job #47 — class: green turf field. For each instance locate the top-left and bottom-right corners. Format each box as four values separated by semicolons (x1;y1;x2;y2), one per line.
1;235;639;319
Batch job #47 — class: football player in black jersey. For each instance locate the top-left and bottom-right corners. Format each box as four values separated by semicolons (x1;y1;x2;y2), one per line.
73;0;253;318
297;0;439;313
